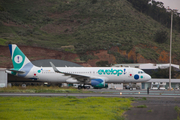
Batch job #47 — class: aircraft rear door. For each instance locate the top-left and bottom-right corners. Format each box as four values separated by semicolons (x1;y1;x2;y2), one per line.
32;69;39;80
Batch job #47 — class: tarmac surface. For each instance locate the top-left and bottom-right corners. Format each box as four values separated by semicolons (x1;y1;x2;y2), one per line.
126;97;180;120
1;89;180;98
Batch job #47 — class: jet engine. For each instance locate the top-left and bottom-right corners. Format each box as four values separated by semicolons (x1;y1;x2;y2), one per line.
91;79;108;89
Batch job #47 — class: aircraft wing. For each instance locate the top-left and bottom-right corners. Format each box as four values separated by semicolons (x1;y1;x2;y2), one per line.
50;62;90;80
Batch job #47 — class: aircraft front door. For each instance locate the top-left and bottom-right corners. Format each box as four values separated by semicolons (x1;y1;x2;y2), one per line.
128;69;133;77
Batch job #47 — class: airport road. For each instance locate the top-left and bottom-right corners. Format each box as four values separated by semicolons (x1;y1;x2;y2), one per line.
0;93;180;97
0;89;180;97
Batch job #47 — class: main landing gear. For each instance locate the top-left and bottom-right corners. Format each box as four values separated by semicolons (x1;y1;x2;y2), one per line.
78;85;90;89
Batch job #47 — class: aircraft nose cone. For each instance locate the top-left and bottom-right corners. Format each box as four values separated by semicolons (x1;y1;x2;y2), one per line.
147;74;151;80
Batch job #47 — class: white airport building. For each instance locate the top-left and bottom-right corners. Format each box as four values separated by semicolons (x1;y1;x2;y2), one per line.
113;63;179;70
0;68;7;87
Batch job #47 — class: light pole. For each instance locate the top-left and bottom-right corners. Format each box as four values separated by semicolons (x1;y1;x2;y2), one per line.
167;8;178;90
169;10;172;90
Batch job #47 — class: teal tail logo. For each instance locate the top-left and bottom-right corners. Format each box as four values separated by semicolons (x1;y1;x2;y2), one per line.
8;44;34;77
9;44;30;69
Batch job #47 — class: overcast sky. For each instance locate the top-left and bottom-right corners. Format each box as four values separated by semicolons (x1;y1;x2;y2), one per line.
156;0;180;12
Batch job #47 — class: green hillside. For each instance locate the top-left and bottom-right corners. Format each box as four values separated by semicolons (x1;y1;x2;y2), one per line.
0;0;180;62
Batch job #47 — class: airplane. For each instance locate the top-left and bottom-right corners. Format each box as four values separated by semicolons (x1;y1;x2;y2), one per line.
6;44;151;89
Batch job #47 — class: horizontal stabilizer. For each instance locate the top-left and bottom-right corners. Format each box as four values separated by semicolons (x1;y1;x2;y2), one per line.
8;69;25;73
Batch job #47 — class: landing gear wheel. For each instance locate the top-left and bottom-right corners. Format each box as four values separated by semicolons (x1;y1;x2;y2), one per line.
78;85;90;89
78;86;82;89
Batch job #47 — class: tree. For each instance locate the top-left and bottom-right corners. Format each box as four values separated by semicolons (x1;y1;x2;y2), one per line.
128;0;180;32
154;30;168;43
91;0;97;4
96;60;110;67
127;0;150;13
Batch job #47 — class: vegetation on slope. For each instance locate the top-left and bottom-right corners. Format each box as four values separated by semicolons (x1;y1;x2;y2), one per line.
0;0;180;63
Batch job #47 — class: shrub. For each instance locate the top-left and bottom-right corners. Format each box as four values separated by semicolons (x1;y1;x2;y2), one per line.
136;105;147;108
96;60;110;67
91;0;98;4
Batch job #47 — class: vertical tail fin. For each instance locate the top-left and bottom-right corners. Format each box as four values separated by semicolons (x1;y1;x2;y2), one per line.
8;44;33;70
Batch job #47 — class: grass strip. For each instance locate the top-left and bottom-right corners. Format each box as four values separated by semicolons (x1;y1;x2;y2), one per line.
0;96;132;120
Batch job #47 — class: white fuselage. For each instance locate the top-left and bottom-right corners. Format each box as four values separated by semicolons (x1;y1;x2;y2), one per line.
21;66;151;83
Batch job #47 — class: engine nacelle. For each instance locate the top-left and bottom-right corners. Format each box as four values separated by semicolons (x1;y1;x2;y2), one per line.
91;79;108;88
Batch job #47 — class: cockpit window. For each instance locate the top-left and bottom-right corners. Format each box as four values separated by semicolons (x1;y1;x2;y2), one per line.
138;71;144;74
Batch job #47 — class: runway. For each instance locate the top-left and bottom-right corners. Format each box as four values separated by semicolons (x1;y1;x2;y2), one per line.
0;89;180;98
